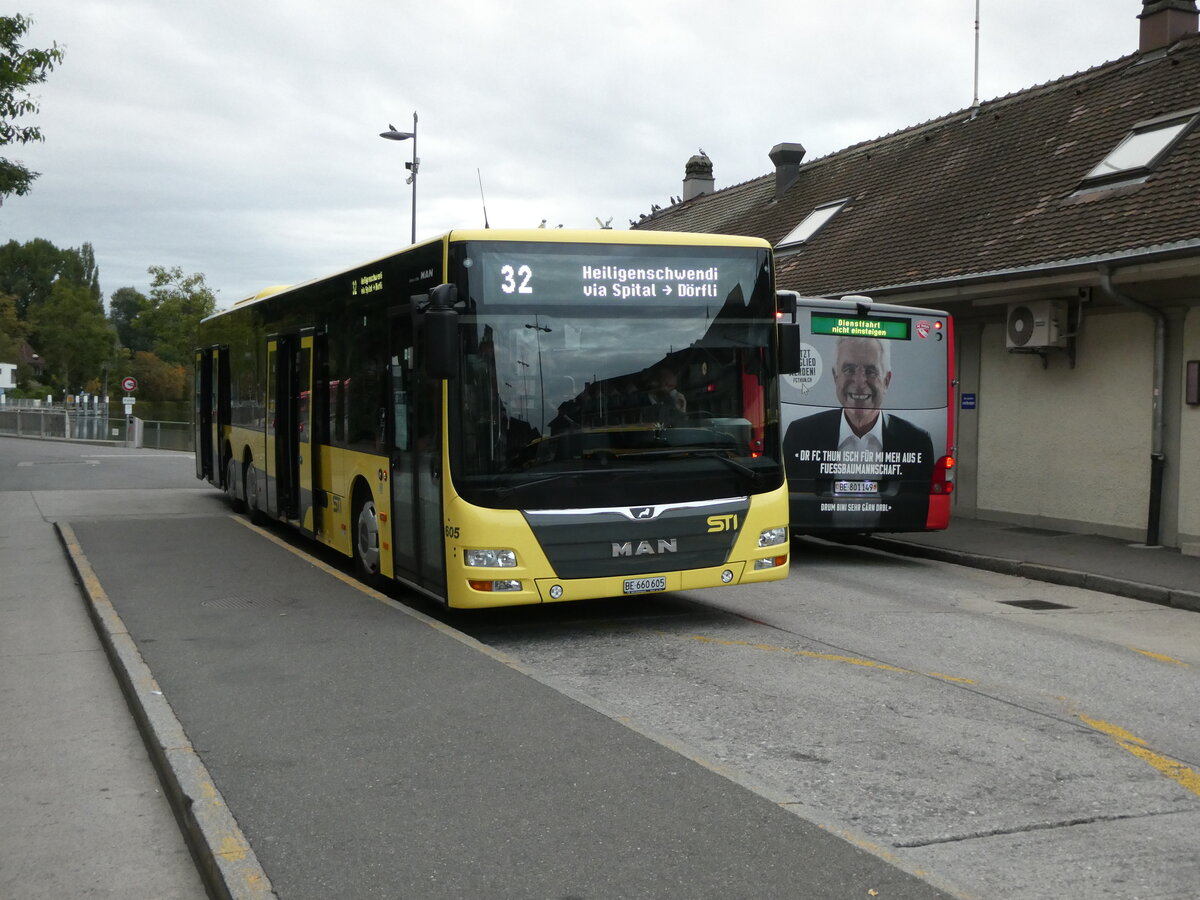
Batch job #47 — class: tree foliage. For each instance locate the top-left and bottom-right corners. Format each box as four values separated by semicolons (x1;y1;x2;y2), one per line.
128;350;186;401
0;14;65;202
0;292;26;363
108;285;152;353
0;237;80;318
27;277;115;392
0;236;216;401
140;265;216;367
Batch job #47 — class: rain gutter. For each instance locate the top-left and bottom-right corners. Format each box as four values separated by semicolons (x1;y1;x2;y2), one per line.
1097;265;1167;547
840;239;1200;300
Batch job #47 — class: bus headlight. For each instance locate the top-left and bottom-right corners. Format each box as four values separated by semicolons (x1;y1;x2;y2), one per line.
464;549;517;567
757;526;787;548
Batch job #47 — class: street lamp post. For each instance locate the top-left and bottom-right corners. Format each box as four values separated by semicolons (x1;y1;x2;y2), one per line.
379;111;419;244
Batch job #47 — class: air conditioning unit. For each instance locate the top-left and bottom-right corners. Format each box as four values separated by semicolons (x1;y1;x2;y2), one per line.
1006;300;1068;350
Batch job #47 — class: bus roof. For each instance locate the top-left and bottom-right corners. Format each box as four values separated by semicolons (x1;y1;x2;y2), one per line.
441;228;770;249
789;294;952;320
208;229;772;320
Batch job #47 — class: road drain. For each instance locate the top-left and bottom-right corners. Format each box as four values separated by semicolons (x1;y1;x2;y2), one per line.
999;599;1074;611
201;595;274;611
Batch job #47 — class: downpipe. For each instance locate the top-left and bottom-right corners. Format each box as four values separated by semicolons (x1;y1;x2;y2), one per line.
1097;266;1165;546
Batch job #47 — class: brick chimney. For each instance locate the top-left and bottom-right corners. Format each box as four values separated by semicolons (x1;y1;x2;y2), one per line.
769;142;806;201
682;150;714;201
1139;0;1199;52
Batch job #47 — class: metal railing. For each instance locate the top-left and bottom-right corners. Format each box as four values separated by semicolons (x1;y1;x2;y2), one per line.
140;420;192;451
0;407;193;451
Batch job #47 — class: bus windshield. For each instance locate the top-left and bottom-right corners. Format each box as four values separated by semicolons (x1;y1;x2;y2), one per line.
450;241;783;509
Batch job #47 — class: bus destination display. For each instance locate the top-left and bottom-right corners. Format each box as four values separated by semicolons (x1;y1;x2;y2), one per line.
810;313;911;340
483;251;729;303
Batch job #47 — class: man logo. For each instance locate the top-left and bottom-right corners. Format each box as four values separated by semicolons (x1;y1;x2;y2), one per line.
612;539;677;558
631;507;655;519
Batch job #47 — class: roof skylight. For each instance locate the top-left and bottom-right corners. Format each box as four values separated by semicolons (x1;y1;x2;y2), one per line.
777;199;847;248
1083;109;1198;185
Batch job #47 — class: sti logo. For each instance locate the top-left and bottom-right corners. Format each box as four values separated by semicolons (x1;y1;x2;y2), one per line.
706;514;739;533
916;320;931;339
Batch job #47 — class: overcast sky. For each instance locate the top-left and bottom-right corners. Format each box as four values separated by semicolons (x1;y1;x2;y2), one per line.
3;0;1146;308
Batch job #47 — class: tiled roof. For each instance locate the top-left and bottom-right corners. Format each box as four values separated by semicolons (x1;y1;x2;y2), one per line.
634;35;1200;297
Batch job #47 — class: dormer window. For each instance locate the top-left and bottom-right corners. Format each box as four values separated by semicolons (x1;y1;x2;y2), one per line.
777;199;847;248
1081;108;1198;187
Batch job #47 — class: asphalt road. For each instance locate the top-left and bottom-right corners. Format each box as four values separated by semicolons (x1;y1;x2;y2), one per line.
4;435;1199;898
454;543;1200;899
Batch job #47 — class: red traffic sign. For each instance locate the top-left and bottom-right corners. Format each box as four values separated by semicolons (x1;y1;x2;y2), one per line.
121;376;138;392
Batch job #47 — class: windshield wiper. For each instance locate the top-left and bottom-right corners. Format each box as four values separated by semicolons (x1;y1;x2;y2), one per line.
494;473;575;498
620;448;762;481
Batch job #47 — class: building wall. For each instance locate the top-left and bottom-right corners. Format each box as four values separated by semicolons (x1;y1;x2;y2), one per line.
951;322;982;519
1180;305;1200;554
975;310;1154;540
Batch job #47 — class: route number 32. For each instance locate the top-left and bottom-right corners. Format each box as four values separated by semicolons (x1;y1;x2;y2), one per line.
500;264;533;294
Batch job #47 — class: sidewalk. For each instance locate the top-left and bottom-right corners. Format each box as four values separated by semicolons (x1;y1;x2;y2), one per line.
843;516;1200;613
0;493;207;900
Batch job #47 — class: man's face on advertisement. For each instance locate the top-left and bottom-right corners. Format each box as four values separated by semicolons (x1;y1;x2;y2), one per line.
834;338;891;434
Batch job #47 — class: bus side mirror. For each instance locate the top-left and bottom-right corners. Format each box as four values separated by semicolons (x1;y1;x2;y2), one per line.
424;284;458;380
779;323;802;374
776;290;799;318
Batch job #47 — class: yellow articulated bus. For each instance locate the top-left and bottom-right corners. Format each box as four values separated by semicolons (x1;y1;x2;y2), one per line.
195;229;799;609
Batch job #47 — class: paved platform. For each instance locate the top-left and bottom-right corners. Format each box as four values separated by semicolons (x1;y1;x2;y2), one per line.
62;514;957;900
0;493;208;900
844;517;1200;612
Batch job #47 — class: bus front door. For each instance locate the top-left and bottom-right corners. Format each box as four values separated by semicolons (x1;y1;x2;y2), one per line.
388;310;446;597
266;336;302;521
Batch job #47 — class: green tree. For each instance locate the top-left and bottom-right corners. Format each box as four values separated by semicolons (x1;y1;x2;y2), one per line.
0;237;66;318
0;14;64;203
0;291;26;363
128;350;186;401
108;285;152;353
27;278;115;392
140;266;216;367
59;240;101;304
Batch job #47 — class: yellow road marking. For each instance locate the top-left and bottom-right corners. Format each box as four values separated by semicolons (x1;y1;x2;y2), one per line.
688;635;975;684
1079;714;1200;798
217;834;248;862
1130;647;1190;667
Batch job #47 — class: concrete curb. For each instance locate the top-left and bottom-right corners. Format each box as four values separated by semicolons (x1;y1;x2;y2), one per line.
847;535;1200;613
56;522;277;900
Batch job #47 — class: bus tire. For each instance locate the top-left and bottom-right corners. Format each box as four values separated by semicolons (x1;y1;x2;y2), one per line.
245;458;265;525
225;455;244;512
353;489;381;582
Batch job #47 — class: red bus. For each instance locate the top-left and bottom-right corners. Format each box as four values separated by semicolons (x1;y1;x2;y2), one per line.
778;294;955;535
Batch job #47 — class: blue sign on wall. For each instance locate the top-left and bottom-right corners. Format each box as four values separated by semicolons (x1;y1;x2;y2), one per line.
961;392;977;410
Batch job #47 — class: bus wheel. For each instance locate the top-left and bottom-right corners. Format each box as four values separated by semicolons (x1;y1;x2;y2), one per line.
353;493;381;581
225;456;244;512
245;460;265;525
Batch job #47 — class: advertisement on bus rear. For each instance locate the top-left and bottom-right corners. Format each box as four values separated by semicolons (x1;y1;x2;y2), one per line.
781;307;950;533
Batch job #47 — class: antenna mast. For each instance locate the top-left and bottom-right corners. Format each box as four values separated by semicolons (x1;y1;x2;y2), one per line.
972;0;981;109
477;168;490;229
